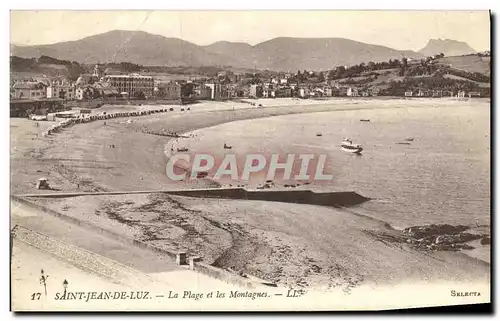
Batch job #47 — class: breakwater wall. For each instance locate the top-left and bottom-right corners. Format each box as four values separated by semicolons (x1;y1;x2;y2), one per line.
166;188;371;208
16;188;371;208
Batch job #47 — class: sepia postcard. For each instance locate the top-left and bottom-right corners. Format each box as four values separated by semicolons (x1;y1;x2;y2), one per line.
9;10;491;312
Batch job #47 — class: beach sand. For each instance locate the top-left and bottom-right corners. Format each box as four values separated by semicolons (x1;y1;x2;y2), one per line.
10;98;491;290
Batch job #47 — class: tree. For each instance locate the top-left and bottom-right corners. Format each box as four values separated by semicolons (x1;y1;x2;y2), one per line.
181;83;195;97
317;71;325;82
327;69;335;80
335;66;346;78
134;91;146;100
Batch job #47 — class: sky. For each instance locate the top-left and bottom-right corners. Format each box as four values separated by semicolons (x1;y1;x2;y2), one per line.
10;10;491;51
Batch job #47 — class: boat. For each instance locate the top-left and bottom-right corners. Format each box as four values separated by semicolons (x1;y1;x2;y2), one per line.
341;138;363;154
360;119;371;122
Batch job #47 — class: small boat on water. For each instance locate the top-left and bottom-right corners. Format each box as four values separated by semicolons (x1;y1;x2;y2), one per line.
341;138;363;154
360;119;371;122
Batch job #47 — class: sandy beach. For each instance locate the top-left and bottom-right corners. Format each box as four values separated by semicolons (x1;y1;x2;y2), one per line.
10;98;491;290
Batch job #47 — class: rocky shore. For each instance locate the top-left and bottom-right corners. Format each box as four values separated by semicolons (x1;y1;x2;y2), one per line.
366;223;490;254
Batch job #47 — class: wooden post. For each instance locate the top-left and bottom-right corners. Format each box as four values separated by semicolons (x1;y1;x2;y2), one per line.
189;256;201;270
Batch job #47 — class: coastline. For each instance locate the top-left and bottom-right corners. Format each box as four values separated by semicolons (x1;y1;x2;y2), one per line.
10;98;490;289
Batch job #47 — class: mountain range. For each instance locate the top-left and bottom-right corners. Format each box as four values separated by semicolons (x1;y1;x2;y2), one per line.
418;38;477;57
10;30;478;71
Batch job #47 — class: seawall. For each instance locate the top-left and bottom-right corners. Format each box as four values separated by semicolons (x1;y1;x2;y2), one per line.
10;195;276;289
15;188;371;208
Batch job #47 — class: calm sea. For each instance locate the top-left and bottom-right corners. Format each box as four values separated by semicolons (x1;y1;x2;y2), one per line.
179;100;491;228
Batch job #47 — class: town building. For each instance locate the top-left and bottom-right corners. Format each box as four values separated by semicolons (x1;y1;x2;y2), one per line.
10;98;66;117
370;87;381;96
156;82;182;100
205;83;229;100
404;91;413;97
92;83;120;98
92;64;105;80
205;83;220;100
432;90;443;98
299;87;310;98
75;83;119;100
249;84;263;98
263;88;276;98
193;84;212;100
311;88;325;97
75;74;99;87
102;74;154;98
324;87;333;97
347;87;359;97
47;80;75;100
337;86;349;96
457;90;466;98
416;89;427;97
12;81;48;100
276;87;292;98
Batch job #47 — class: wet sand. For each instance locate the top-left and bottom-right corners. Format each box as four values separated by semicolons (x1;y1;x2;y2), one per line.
10;98;491;290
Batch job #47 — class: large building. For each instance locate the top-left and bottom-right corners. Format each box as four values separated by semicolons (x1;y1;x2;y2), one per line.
12;81;48;100
47;81;75;100
102;74;154;98
205;83;229;100
193;84;212;100
10;98;66;117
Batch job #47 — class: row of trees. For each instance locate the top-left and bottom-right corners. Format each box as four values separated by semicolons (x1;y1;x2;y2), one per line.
445;68;490;83
383;76;489;96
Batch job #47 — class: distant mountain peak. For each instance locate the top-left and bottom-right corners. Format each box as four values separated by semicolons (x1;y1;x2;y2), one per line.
12;29;424;71
419;38;476;56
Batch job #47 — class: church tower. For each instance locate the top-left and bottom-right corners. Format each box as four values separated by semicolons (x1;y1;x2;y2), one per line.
92;63;103;79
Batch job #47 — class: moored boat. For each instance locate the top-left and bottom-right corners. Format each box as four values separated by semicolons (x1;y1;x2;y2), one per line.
341;138;363;154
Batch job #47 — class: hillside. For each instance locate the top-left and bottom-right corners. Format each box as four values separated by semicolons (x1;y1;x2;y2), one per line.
249;37;422;71
204;37;423;71
10;30;236;67
12;30;424;71
419;39;477;57
435;54;491;75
